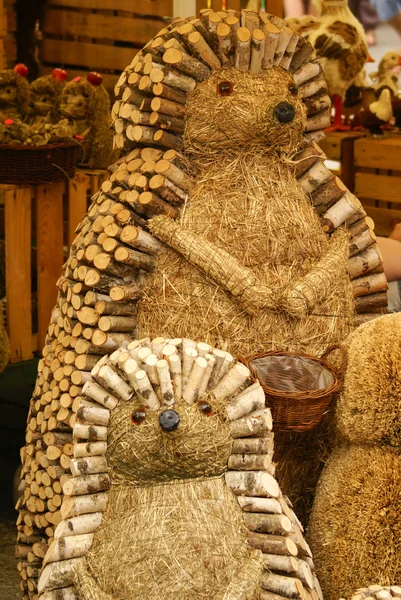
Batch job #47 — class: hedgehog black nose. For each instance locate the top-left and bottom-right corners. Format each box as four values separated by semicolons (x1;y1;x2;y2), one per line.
274;102;296;123
29;102;34;107
159;410;180;432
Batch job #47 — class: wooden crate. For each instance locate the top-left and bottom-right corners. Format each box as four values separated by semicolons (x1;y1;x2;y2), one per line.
0;0;17;69
196;1;283;16
354;135;401;237
40;0;173;91
0;168;107;363
319;131;365;192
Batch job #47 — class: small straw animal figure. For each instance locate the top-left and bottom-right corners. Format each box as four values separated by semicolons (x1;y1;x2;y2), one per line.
0;63;30;122
28;68;68;126
59;72;114;168
17;9;388;599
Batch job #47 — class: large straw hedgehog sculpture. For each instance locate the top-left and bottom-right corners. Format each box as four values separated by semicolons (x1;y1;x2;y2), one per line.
16;8;387;600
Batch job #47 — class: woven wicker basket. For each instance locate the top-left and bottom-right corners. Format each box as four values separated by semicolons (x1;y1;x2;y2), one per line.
241;346;346;432
0;141;84;185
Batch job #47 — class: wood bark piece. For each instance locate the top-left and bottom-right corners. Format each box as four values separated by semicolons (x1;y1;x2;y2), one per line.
95;300;134;317
216;22;234;65
182;356;208;404
355;291;388;313
230;408;273;438
238;496;282;514
311;176;347;215
149;110;185;135
149;174;187;205
163;47;210;81
290;37;314;73
82;381;119;410
292;142;325;179
134;369;161;409
261;572;304;598
352;272;388;297
153;129;183;150
273;26;292;66
98;315;137;333
62;473;110;497
74;442;107;459
226;382;265;420
38;557;84;593
349;227;376;257
70;456;108;477
306;108;331;132
55;513;103;540
248;532;298;556
250;29;265;74
304;94;331;117
263;22;280;68
299;77;328;99
348;245;382;280
293;61;323;86
154;159;193;192
139;191;178;218
298;161;333;195
235;27;251;72
73;424;108;442
44;533;94;563
228;453;272;471
187;30;221;69
232;436;274;455
243;513;292;534
92;330;132;352
321;193;361;233
114;245;155;272
110;284;141;301
95;364;133;401
280;30;299;70
156;359;175;405
213;363;250;400
168;353;182;401
60;492;108;520
151;66;196;93
152;82;187;105
225;470;279;497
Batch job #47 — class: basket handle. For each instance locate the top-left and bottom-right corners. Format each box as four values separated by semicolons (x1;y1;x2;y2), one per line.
320;345;347;378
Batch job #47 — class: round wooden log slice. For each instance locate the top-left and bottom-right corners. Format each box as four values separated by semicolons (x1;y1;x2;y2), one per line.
355;291;388;313
248;532;298;557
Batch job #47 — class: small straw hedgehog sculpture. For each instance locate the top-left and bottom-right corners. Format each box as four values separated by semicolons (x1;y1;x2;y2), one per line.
17;8;388;600
37;337;323;599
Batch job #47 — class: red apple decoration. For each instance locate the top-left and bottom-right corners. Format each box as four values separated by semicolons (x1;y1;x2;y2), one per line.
52;68;67;82
87;71;103;86
13;63;28;77
4;118;14;126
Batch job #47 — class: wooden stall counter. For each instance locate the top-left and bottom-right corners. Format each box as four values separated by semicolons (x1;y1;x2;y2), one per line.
319;131;366;191
0;169;107;363
354;135;401;237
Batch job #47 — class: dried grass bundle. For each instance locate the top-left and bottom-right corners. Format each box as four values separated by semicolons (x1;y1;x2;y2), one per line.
308;445;401;600
335;313;401;446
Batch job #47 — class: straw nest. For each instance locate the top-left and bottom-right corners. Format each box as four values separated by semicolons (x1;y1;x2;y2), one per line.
308;444;401;600
83;478;262;600
107;397;233;485
334;313;401;447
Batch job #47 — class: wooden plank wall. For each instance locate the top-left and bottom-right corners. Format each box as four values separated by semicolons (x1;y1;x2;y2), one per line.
1;0;17;69
40;0;173;91
196;0;283;16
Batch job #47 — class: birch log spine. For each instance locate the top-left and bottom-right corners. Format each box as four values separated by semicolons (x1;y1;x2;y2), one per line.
156;359;175;405
248;532;298;556
60;493;109;519
263;22;280;68
76;404;110;427
198;353;215;397
261;572;304;598
226;382;265;420
62;473;110;497
230;408;273;438
183;356;208;404
348;245;382;279
225;470;280;497
96;365;133;401
298;161;333;194
237;496;282;514
243;512;292;534
40;588;77;599
38;557;84;593
235;27;251;72
213;363;250;400
44;533;94;563
352;272;388;297
168;353;182;401
135;369;160;409
81;380;119;410
228;453;272;471
73;424;108;442
55;513;103;538
70;456;108;477
263;554;299;574
321;193;361;232
293;61;322;86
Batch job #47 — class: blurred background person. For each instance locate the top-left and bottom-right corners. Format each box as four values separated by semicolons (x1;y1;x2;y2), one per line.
349;0;379;45
370;0;401;38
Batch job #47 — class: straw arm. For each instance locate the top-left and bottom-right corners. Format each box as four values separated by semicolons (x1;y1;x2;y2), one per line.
149;216;348;319
73;560;117;600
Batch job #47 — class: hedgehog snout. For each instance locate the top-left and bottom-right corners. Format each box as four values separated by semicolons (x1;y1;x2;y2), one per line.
159;409;180;432
274;102;296;123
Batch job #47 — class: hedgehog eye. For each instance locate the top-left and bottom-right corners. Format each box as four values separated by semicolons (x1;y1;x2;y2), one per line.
288;83;299;95
198;400;213;416
131;407;146;425
217;81;233;96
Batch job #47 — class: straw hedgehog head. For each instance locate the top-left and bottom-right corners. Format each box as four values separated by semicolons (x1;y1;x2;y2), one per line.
29;69;67;120
112;10;330;154
0;67;30;119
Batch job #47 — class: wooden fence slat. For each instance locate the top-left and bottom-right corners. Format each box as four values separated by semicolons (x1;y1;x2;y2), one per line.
68;172;90;247
355;172;401;205
36;182;64;351
47;0;173;16
354;136;401;171
43;8;167;47
361;204;401;237
41;38;138;73
5;186;33;363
